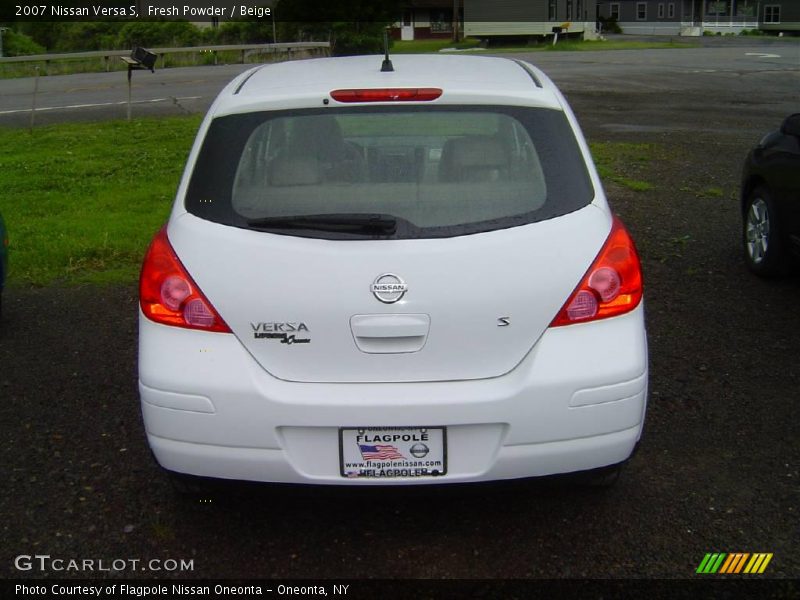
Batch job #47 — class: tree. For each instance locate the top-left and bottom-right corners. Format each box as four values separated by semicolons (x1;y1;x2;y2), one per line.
116;21;200;49
1;28;46;56
216;20;276;45
275;0;400;55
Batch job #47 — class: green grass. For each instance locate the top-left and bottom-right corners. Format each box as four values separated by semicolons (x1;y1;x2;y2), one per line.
0;49;314;80
0;38;696;79
390;38;696;54
615;178;653;192
0;117;654;287
590;141;658;192
0;115;202;286
390;39;483;54
538;39;696;52
699;186;724;198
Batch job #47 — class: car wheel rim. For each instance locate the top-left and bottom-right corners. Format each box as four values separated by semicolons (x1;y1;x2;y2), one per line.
745;197;769;264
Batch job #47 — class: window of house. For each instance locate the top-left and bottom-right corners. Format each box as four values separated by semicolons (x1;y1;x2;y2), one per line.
567;0;573;20
549;0;557;20
737;1;755;17
637;2;647;19
610;3;620;19
706;1;729;16
429;9;453;33
668;3;675;17
764;4;781;23
658;3;665;18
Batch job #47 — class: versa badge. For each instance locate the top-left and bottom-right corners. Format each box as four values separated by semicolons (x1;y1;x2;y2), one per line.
251;322;310;344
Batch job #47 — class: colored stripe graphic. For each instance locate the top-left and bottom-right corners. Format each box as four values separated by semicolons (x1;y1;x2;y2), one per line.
697;553;726;574
697;552;773;574
719;554;736;574
744;553;773;574
696;554;712;573
719;553;749;574
732;553;750;574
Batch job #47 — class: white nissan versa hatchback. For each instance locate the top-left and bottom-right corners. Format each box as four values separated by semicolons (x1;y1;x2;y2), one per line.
138;54;648;489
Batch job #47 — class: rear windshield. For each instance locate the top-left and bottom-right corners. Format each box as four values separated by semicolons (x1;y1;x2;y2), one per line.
185;106;594;239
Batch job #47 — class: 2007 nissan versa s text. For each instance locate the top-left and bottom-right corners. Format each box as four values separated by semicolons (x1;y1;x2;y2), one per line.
138;54;648;489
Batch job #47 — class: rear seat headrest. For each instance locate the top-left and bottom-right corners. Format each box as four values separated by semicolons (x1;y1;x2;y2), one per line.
268;157;322;186
439;136;509;182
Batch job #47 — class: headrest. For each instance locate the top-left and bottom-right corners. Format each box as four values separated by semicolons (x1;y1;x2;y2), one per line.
268;157;322;186
440;136;509;182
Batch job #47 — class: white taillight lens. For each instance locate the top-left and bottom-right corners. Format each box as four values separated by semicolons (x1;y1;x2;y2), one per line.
588;267;621;302
183;298;216;328
161;275;192;311
566;290;599;320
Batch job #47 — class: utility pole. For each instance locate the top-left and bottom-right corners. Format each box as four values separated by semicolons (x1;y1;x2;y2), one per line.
452;0;460;42
0;27;9;58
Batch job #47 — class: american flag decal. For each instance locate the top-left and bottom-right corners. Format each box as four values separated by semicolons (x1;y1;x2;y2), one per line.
359;444;405;461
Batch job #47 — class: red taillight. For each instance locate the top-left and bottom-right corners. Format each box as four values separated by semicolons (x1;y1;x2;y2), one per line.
330;88;442;103
550;216;643;327
139;227;231;333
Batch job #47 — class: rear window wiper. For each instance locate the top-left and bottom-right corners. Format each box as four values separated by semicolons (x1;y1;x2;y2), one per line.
247;213;397;235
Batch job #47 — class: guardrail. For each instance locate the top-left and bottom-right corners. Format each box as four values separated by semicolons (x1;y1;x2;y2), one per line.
0;42;331;71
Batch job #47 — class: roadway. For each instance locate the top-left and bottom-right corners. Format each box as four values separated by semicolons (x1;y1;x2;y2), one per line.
1;44;798;131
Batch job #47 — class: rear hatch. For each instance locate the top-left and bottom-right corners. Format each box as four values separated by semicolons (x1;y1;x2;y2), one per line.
170;208;608;383
176;105;603;383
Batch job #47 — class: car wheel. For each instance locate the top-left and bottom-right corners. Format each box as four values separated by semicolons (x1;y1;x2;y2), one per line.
167;471;217;499
571;463;623;488
743;186;787;276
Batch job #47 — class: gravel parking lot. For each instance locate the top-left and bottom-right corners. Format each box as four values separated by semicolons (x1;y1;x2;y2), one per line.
1;44;799;583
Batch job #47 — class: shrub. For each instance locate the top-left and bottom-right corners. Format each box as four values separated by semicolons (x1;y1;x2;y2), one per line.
116;21;201;50
2;29;46;56
215;20;276;45
598;16;623;34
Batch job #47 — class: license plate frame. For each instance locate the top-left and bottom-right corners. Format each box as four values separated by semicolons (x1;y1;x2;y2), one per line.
339;426;447;479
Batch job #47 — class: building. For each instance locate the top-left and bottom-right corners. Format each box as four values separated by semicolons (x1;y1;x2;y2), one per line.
463;0;599;39
758;0;800;33
596;0;798;35
392;1;464;40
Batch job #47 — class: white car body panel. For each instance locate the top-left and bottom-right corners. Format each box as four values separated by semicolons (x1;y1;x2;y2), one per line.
140;54;648;484
139;303;647;484
168;205;610;383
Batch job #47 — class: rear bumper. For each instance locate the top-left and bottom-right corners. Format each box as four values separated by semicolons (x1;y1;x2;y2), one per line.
148;426;642;485
139;304;648;485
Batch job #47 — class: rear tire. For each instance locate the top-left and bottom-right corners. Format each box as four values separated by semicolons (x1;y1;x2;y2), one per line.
167;471;217;499
743;186;787;277
572;463;623;488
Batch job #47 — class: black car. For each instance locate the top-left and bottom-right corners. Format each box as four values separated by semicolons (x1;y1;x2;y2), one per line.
741;113;800;276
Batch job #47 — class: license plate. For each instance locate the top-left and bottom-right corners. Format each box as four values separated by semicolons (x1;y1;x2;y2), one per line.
339;426;447;479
